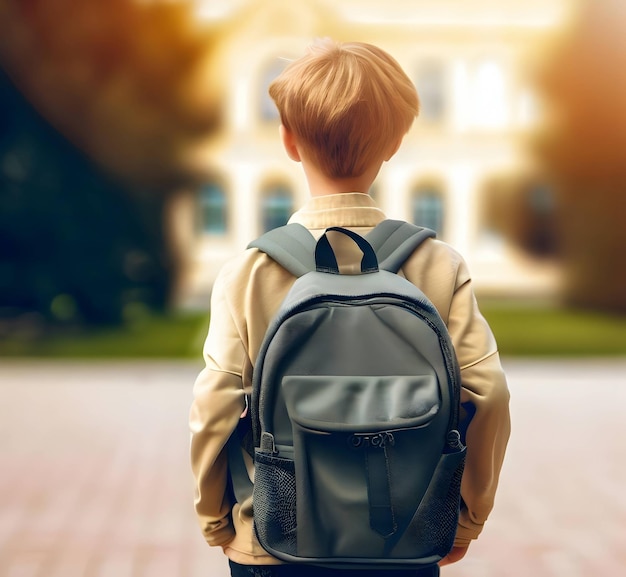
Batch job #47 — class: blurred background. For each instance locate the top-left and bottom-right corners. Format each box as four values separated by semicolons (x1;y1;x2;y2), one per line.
0;0;625;357
0;1;625;575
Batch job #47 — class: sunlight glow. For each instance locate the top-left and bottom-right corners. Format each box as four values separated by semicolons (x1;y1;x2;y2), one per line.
193;0;245;21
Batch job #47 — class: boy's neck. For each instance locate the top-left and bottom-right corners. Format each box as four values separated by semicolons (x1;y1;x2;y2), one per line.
302;159;382;198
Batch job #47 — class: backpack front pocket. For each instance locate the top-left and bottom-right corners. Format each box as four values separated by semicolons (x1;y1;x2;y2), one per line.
281;374;450;560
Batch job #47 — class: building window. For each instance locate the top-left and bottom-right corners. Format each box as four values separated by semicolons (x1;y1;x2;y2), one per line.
526;182;558;257
261;184;293;232
199;182;227;235
260;58;288;122
415;61;446;123
412;187;444;234
472;60;507;129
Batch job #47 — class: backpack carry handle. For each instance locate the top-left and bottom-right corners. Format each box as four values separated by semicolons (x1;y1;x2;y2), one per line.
315;227;379;274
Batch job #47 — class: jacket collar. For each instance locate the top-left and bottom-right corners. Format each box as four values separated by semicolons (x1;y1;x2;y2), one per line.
288;193;386;229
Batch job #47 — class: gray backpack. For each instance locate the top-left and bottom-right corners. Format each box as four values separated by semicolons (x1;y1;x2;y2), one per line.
229;220;465;570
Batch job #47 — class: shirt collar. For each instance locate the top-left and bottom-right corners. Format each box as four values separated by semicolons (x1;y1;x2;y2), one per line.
288;193;387;229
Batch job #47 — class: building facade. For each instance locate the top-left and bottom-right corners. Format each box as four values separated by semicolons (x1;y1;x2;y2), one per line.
174;0;573;307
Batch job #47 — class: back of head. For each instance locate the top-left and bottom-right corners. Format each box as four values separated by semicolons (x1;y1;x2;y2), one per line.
269;39;419;179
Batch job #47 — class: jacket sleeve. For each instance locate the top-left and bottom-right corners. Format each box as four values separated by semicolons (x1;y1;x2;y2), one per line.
189;269;247;547
446;265;511;547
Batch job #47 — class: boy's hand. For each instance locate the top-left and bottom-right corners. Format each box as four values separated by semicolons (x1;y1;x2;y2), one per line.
439;545;469;566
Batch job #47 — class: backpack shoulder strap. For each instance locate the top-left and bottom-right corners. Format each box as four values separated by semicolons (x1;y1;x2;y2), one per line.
366;219;436;273
247;223;316;277
230;224;316;502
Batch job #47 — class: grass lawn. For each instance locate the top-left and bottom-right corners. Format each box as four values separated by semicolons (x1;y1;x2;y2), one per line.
0;312;210;359
1;303;625;359
480;301;626;357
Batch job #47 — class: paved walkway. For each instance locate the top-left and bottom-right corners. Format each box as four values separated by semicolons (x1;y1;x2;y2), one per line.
0;359;625;577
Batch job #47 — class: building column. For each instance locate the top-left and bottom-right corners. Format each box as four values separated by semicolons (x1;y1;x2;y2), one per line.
232;164;261;250
446;163;476;256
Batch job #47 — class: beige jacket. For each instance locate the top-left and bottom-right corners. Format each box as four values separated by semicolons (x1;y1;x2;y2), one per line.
190;193;511;565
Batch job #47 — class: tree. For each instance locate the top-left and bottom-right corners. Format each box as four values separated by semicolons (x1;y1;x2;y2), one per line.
0;70;170;326
533;0;626;312
0;0;226;326
0;0;223;189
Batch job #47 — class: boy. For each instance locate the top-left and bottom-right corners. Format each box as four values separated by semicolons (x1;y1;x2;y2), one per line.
190;39;511;577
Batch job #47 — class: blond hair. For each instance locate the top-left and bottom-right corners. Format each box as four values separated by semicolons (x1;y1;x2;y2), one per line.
269;39;419;179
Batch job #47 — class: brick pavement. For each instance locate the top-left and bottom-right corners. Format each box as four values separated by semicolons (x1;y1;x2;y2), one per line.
0;359;625;577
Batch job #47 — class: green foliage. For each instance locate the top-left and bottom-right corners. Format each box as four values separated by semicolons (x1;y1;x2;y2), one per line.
0;0;221;328
0;69;171;325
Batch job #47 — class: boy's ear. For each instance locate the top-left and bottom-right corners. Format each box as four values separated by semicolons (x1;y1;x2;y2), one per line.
280;125;301;162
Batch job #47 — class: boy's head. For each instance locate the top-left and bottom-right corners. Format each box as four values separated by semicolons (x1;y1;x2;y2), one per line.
269;39;419;180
